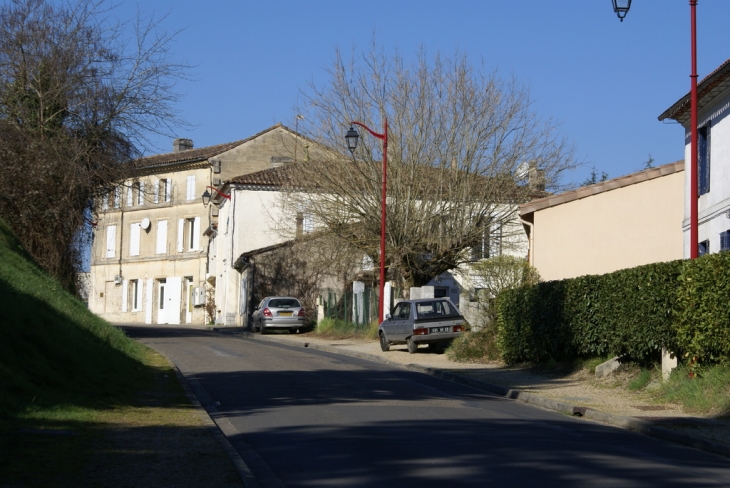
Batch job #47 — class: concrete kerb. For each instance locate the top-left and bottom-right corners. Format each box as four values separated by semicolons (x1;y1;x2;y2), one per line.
243;331;730;460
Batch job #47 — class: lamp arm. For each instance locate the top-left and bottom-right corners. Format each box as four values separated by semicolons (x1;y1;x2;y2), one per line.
351;121;386;140
206;185;231;200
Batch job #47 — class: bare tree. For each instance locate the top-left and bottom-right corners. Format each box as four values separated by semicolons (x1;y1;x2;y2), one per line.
289;45;577;290
0;0;189;290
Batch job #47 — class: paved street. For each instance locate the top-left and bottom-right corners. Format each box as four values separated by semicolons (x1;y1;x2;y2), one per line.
124;326;730;487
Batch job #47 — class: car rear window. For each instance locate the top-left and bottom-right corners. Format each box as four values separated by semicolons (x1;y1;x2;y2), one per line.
268;298;301;308
416;300;457;318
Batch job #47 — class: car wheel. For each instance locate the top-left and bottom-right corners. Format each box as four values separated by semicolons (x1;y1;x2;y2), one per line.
379;332;390;352
260;322;267;335
406;337;418;354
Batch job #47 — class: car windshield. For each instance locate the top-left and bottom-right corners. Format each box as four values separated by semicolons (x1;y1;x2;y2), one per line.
268;298;300;308
416;300;456;319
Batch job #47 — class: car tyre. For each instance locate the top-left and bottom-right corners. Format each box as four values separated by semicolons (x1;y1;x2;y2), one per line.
379;332;390;352
406;337;418;354
260;322;267;335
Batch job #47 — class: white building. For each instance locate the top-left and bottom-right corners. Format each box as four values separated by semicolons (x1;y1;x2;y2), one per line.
659;58;730;257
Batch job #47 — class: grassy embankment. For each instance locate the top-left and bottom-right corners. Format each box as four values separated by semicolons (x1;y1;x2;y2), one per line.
0;220;239;486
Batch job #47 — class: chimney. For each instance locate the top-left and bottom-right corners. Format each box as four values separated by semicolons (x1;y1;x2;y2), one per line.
528;161;546;191
173;138;193;152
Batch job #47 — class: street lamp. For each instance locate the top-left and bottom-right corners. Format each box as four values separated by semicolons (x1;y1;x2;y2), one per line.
613;1;699;259
345;120;389;324
611;0;632;22
201;186;231;207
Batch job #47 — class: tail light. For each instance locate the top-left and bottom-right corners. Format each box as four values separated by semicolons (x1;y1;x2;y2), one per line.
297;308;305;317
453;325;464;332
262;308;272;317
413;328;429;335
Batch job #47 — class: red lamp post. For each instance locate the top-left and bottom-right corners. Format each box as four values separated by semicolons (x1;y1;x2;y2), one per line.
346;120;389;324
613;0;699;259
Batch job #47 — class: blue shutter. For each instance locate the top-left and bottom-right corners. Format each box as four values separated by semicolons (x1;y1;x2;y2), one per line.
698;123;711;195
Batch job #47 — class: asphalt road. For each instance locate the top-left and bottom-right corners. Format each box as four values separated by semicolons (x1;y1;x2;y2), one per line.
123;326;730;488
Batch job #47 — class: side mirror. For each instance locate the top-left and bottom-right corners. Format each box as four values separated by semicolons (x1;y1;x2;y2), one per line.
385;313;391;320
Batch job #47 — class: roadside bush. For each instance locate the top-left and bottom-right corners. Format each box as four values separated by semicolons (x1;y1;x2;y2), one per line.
496;259;683;365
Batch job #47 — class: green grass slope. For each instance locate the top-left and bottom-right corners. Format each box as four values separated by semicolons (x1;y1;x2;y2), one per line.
0;219;147;421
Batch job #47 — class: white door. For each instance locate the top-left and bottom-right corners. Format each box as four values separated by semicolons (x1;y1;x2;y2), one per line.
166;277;182;325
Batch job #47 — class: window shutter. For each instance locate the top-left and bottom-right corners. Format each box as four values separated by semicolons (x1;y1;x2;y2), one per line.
177;219;184;252
164;178;171;202
192;217;201;251
156;220;168;254
102;191;109;211
153;180;159;204
187;175;195;201
121;280;128;312
127;187;133;207
130;222;141;256
106;225;116;258
138;181;145;205
114;187;120;208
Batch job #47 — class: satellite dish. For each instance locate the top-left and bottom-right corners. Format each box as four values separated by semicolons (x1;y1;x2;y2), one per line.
141;218;151;230
516;161;529;179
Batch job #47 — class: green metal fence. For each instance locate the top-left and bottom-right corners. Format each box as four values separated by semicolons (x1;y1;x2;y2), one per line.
321;287;377;329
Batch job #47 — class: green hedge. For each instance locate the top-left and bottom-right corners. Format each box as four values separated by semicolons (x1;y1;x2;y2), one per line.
495;258;697;365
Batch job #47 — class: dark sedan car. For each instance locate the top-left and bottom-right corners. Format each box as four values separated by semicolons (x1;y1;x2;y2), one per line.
252;296;306;334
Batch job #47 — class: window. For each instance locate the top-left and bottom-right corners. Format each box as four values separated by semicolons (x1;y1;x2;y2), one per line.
105;225;116;258
129;222;141;256
163;178;171;202
156;220;168;254
130;279;142;312
186;175;196;201
126;186;133;207
699;123;711;195
721;230;730;252
699;240;709;256
133;181;143;206
471;220;502;261
392;302;411;320
177;217;200;252
101;190;109;211
113;187;121;208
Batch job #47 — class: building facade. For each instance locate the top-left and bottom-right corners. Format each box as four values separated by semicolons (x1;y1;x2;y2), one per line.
519;162;685;282
88;124;317;325
659;58;730;258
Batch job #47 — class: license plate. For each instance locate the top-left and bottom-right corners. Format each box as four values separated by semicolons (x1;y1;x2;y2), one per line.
278;311;293;317
430;326;450;333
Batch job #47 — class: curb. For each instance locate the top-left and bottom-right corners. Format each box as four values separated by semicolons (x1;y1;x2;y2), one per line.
245;332;730;460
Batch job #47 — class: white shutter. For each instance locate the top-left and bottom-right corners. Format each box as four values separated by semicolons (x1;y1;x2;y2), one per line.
121;280;128;312
192;216;201;251
129;222;141;256
126;187;133;207
102;191;109;211
134;281;143;312
106;225;116;258
187;175;195;201
164;178;171;202
114;187;120;208
177;219;184;252
156;220;168;254
138;181;145;205
153;180;159;204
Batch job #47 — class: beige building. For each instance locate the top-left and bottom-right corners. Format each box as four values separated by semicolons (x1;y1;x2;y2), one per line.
88;124;321;325
519;161;684;282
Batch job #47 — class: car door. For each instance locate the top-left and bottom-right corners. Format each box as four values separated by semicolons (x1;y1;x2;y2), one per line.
394;302;412;340
383;302;405;342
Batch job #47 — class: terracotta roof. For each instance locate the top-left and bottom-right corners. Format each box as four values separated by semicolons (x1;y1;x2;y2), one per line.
226;164;297;189
135;123;296;168
658;58;730;125
519;160;684;217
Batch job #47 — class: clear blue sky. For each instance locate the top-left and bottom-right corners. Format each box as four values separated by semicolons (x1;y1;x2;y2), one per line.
115;1;730;186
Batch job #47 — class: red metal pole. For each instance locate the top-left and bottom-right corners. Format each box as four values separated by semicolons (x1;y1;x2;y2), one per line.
689;0;698;259
379;120;388;324
350;120;388;323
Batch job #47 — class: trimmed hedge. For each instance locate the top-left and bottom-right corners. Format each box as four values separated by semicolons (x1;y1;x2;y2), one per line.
494;256;724;366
